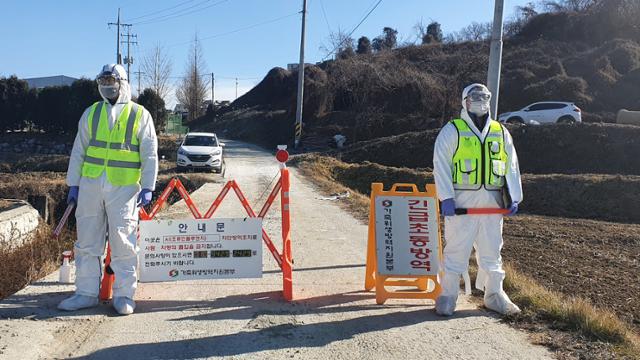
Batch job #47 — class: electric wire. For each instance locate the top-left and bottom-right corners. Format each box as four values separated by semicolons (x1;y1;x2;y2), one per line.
321;0;384;61
124;0;200;22
319;0;332;33
166;12;299;47
133;0;230;26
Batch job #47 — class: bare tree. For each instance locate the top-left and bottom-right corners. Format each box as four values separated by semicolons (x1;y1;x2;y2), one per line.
543;0;596;12
141;43;172;101
321;29;355;59
504;2;538;37
445;22;492;43
414;20;443;44
176;35;210;121
413;19;428;43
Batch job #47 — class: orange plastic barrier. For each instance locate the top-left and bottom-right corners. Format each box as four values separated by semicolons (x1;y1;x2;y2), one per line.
364;183;443;305
99;152;293;301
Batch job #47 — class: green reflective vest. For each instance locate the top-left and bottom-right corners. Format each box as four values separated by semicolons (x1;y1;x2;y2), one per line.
81;101;142;186
451;118;508;191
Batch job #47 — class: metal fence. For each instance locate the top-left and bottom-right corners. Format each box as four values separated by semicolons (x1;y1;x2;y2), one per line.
164;113;189;135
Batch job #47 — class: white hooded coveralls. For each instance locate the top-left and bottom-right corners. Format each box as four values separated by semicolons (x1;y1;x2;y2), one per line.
66;74;158;299
433;85;523;313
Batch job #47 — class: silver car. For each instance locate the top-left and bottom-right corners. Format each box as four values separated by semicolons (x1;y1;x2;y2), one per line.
176;132;225;173
498;102;582;125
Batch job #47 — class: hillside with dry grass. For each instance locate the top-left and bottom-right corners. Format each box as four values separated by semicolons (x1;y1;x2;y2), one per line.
193;0;640;150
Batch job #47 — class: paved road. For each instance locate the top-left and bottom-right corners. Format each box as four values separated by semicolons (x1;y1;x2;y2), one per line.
0;140;553;359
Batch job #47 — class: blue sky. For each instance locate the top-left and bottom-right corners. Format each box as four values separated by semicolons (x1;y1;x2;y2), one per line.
0;0;532;104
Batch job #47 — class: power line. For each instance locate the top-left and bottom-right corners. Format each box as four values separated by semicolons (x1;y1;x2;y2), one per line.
322;0;384;61
133;0;230;26
166;12;299;48
319;0;332;33
124;0;199;22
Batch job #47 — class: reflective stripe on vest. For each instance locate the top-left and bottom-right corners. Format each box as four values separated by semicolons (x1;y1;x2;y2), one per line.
81;101;143;185
451;118;508;191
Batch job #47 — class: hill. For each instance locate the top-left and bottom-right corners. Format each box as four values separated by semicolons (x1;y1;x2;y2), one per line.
194;0;640;150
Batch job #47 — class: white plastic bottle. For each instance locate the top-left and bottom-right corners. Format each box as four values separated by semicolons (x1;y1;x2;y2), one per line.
59;251;73;284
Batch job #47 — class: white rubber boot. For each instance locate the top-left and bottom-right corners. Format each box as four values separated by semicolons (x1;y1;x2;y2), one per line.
435;295;458;316
113;297;136;315
484;291;521;315
57;294;99;311
435;272;460;316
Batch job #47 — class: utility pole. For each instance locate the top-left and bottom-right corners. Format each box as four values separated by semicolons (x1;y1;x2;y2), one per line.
235;77;238;100
487;0;505;118
211;73;215;105
294;0;307;149
121;30;137;81
134;70;143;96
108;8;132;64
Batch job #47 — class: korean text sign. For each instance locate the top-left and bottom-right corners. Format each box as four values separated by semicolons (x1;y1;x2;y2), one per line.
374;196;439;276
139;218;262;282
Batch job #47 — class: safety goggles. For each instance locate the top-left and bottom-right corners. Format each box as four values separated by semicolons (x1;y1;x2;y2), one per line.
96;74;119;86
466;91;491;102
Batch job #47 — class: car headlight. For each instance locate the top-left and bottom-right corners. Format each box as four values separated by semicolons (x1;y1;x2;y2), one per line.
178;148;188;156
211;149;221;156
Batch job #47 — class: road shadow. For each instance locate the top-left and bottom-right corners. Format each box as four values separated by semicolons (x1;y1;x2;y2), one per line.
264;263;365;274
68;307;483;360
0;290;132;319
139;290;430;322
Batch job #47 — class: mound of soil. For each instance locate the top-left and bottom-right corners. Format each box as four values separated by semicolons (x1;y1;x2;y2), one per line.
339;123;640;175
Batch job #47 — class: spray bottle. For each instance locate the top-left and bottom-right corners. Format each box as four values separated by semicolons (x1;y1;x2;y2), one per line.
59;250;73;284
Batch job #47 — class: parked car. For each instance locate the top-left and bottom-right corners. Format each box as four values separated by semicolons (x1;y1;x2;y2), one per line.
498;102;582;125
176;132;225;173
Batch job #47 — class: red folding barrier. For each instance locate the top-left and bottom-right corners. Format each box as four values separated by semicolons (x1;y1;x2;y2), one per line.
99;149;293;301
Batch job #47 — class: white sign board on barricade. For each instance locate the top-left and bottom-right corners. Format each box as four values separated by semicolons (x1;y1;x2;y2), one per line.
138;218;262;282
374;196;440;276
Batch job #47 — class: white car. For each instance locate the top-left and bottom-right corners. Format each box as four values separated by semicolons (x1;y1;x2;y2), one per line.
176;132;225;173
498;102;582;125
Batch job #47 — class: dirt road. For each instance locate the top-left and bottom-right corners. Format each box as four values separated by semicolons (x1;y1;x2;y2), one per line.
0;140;552;359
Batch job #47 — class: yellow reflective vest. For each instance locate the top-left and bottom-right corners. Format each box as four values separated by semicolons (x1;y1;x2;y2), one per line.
81;101;142;185
451;118;508;191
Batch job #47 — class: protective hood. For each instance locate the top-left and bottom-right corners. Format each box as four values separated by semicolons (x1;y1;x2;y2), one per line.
460;83;493;125
97;64;131;104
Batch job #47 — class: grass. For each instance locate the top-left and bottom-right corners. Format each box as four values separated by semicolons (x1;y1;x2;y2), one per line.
0;225;75;298
0;172;212;300
503;262;640;357
291;153;640;359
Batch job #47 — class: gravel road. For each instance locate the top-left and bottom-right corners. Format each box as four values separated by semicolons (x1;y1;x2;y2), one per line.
0;140;553;359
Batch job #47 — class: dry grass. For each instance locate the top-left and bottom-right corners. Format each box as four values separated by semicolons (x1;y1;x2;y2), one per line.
503;263;640;357
290;153;640;359
0;225;75;298
0;171;211;300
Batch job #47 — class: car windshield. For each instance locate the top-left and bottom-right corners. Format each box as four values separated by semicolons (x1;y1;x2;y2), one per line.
184;136;217;147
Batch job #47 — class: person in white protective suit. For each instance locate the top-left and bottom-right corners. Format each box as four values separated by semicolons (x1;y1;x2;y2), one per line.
433;83;523;316
58;64;158;315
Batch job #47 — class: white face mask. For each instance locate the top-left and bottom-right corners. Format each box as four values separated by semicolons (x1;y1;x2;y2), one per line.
468;100;490;116
99;84;120;100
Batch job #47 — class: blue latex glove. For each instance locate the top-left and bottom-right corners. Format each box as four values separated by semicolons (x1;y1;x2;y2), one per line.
507;201;519;216
440;198;456;217
137;189;153;207
67;186;79;205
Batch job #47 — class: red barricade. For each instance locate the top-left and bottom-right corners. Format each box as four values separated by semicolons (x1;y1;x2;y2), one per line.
99;161;293;301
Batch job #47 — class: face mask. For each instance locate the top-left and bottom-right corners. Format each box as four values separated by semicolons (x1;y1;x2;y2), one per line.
468;100;490;116
99;84;120;100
